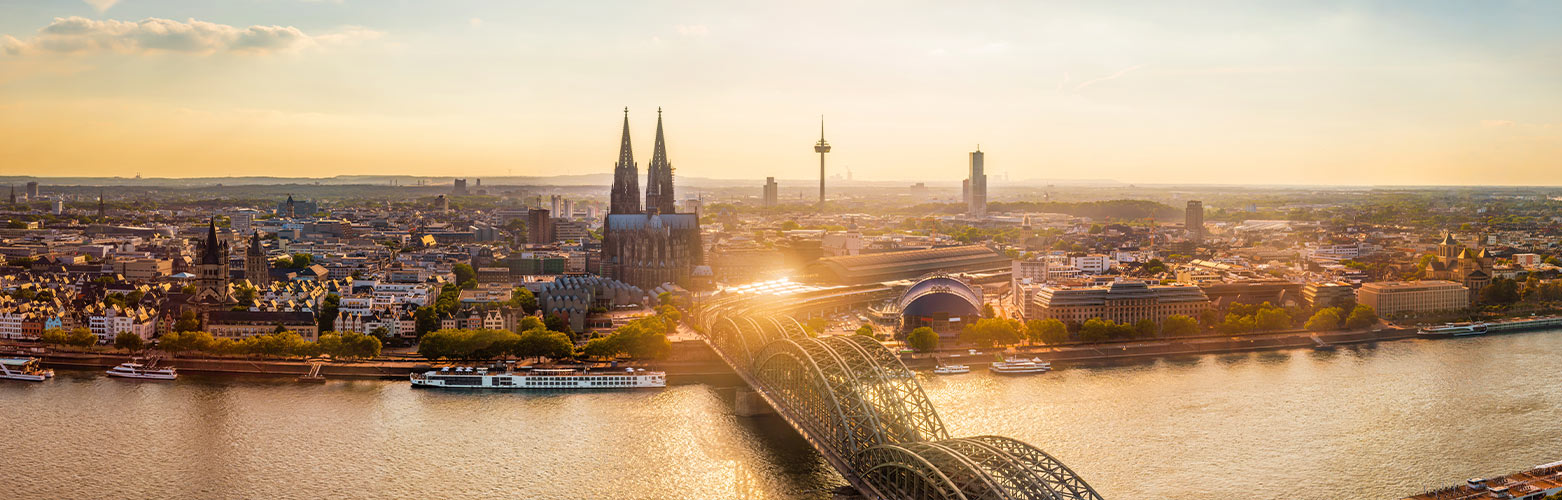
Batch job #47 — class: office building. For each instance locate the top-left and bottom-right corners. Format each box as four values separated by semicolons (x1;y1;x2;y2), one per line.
1356;280;1469;316
1028;280;1210;326
763;177;778;208
967;148;986;216
1186;201;1204;244
527;209;554;244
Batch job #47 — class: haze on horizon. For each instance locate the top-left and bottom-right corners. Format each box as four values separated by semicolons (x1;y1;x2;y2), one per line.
1;0;1559;187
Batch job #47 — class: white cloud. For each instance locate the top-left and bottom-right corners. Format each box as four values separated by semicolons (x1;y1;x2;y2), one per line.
82;0;118;13
1;16;381;56
469;18;483;28
675;24;709;37
1480;119;1515;128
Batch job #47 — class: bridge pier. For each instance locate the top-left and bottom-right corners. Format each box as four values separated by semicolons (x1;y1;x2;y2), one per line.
733;388;775;417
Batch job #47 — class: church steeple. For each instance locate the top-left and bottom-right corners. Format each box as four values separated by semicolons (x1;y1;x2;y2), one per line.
645;107;675;215
610;107;641;215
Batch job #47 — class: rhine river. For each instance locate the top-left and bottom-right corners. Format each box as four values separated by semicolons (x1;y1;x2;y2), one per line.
5;331;1562;500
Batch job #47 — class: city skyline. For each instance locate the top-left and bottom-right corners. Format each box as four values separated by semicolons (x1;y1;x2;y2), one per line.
2;1;1561;186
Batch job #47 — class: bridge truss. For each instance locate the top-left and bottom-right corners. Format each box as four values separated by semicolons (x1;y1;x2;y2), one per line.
696;301;1105;500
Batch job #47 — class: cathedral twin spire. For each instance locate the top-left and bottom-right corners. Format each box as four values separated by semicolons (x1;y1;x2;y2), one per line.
610;107;675;215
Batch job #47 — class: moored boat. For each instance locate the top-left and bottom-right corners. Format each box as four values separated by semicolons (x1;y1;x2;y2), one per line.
0;357;54;382
932;364;971;375
1417;322;1488;338
989;357;1050;375
410;365;666;390
107;358;177;380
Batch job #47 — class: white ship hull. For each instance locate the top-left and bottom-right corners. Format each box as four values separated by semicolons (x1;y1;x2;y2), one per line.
411;369;666;390
107;363;177;380
0;358;54;382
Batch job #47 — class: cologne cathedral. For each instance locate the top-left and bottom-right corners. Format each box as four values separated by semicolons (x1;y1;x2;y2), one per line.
601;108;703;291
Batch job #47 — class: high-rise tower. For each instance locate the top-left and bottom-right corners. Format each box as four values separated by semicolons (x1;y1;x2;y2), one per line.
610;107;641;215
1186;201;1204;244
814;116;830;208
644;108;676;215
967;148;987;217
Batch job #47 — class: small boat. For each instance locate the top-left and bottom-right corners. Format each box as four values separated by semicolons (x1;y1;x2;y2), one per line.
1417;322;1488;338
0;357;54;382
989;357;1051;375
107;358;177;380
932;364;970;375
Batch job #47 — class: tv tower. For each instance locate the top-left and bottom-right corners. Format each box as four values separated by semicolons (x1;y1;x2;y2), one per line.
814;116;831;208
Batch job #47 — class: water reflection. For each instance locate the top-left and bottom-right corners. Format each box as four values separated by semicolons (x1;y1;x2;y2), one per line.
4;332;1562;499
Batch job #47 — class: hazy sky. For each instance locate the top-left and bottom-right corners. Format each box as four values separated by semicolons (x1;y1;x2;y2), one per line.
1;1;1559;185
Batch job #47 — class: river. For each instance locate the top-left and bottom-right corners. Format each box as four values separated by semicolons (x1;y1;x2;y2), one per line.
4;331;1561;499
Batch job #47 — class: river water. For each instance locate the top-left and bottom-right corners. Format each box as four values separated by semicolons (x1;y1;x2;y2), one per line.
4;331;1562;500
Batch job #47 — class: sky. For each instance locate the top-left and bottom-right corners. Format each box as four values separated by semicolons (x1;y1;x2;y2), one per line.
1;0;1559;186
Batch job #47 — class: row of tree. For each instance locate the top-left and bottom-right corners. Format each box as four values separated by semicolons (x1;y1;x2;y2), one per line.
417;327;574;361
157;330;383;359
1303;305;1379;331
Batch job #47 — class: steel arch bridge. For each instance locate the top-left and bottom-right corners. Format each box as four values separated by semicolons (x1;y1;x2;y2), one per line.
695;304;1105;500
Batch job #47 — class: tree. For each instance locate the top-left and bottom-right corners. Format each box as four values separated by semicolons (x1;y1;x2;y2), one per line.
1133;318;1158;338
1305;308;1344;331
40;328;68;345
1025;319;1069;345
158;331;215;354
981;303;997;318
543;314;572;336
318;293;341;332
1479;277;1521;305
1345;305;1378;329
1254;307;1293;331
959;318;1023;347
414;306;440;336
805;317;829;334
855;325;875;338
517;316;545;333
66;328;98;348
907;327;939;353
1141;258;1168;275
509;287;538;313
1217;313;1256;334
173;310;201;332
114;332;145;352
452;263;476;285
1162;315;1199;337
514;328;574;360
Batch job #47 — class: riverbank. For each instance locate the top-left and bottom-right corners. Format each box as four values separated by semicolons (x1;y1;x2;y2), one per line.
898;327;1421;369
0;340;741;383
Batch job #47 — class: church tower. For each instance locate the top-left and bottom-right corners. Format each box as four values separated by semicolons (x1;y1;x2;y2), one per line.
245;231;270;287
644;108;676;215
194;219;232;304
285;194;297;218
609;108;641;215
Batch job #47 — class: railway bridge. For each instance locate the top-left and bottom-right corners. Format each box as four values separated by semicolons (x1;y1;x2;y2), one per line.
694;300;1105;500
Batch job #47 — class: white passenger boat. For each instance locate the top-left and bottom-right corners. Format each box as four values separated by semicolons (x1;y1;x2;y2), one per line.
410;366;666;390
989;358;1051;375
932;364;971;375
1417;322;1488;338
0;357;54;382
106;359;178;380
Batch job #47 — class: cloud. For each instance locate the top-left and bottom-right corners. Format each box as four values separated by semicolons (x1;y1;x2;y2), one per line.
675;24;709;37
1;16;381;56
1074;64;1145;91
1480;119;1515;128
469;17;483;28
82;0;118;13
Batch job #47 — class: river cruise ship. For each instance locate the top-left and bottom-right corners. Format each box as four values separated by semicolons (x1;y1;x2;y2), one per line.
106;359;178;380
1417;322;1488;337
0;357;54;381
410;366;666;390
989;358;1051;375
